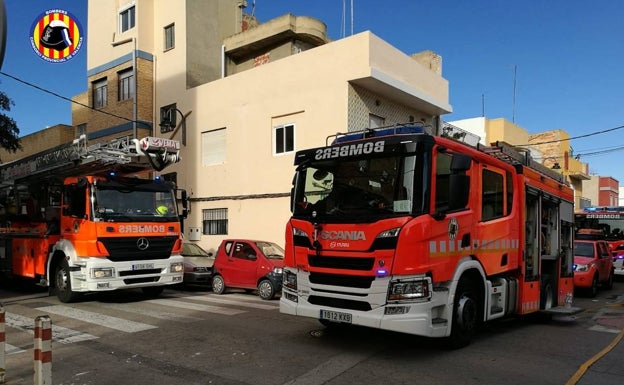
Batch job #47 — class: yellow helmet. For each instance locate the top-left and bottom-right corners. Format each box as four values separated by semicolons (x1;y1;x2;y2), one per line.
156;205;169;215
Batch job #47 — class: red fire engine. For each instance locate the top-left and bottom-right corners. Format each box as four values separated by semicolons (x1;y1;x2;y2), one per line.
280;124;581;347
0;135;187;302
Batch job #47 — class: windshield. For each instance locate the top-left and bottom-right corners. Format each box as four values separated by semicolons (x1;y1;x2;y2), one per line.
256;241;284;259
293;154;418;222
93;179;178;222
183;243;211;257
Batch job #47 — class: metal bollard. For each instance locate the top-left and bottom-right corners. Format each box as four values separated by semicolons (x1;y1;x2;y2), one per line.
0;304;5;384
33;315;52;385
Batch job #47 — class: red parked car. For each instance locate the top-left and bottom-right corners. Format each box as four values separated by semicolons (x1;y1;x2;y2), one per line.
211;239;284;300
573;238;614;297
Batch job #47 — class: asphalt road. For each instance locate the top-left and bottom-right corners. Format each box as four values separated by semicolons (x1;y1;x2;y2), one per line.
1;279;623;385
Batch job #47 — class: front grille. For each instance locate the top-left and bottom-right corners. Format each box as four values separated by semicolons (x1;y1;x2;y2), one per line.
119;268;163;277
308;255;374;270
308;295;372;311
309;272;374;288
99;236;177;262
124;277;160;284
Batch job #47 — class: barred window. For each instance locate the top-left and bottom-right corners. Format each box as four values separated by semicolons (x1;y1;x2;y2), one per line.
203;208;228;235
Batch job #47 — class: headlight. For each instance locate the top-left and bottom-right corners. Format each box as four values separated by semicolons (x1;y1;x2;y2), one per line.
170;262;184;273
574;264;589;272
90;267;114;279
273;267;283;274
388;278;430;301
377;227;400;238
283;269;297;290
293;227;309;237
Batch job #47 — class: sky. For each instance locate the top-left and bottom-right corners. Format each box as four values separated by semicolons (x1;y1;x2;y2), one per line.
1;0;623;183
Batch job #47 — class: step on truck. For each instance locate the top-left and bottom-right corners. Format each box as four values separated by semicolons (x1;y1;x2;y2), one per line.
0;135;188;302
280;124;582;347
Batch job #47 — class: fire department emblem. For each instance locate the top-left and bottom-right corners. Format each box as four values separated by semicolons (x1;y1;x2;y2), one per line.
448;217;459;241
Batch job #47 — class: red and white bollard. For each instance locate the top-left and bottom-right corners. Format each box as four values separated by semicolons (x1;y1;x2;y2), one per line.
1;304;6;384
33;315;52;385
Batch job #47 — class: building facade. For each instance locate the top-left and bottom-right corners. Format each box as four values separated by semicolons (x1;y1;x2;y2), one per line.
71;0;451;253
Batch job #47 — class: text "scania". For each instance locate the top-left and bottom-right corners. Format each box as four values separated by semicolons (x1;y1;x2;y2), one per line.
118;225;166;233
320;230;366;241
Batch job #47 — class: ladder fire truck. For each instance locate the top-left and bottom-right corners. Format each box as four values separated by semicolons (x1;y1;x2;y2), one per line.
0;135;187;302
280;124;582;347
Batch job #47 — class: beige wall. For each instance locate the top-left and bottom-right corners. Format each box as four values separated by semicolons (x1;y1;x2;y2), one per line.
159;31;450;250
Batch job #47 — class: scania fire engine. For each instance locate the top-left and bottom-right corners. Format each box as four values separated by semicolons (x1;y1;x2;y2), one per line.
280;124;581;347
0;135;187;302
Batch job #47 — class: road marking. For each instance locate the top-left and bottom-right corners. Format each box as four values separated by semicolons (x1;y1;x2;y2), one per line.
35;305;156;333
188;295;279;310
282;350;375;385
566;327;624;385
91;302;204;322
5;312;98;344
3;342;26;355
146;298;246;315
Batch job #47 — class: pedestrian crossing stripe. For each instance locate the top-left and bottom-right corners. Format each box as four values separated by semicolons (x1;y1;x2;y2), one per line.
146;298;246;315
187;295;278;310
35;305;157;333
5;312;97;344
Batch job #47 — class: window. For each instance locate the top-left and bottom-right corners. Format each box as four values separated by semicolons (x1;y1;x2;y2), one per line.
274;124;294;154
118;68;134;101
119;5;135;33
202;128;226;166
160;103;177;133
164;23;175;50
203;208;228;235
482;168;504;221
77;123;87;137
92;78;107;108
434;152;452;213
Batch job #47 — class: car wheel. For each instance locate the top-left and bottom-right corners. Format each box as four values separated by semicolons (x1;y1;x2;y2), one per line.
55;259;80;303
589;274;599;298
142;286;164;298
212;275;226;295
446;277;480;349
604;270;614;290
257;279;275;300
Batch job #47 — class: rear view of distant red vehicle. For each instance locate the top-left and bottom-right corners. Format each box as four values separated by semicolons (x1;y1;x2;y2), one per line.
211;239;284;300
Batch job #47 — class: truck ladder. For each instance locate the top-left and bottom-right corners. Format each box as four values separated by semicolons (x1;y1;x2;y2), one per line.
0;135;180;186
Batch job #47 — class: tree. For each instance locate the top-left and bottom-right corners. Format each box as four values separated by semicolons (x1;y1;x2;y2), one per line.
0;89;21;157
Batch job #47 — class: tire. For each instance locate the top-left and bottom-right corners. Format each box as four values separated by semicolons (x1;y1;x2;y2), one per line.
446;278;480;349
212;275;226;295
257;279;275;300
142;286;164;298
604;271;614;290
55;259;80;303
588;274;599;298
540;275;555;309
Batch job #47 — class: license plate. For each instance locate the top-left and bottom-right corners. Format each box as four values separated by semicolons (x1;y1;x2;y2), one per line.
320;309;352;324
133;263;154;270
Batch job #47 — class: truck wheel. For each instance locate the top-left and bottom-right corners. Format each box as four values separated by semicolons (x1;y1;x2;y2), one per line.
55;259;79;303
212;275;226;295
142;286;164;298
257;279;275;300
446;278;480;349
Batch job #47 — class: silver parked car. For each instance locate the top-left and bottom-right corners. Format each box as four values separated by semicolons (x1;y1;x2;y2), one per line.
181;243;215;285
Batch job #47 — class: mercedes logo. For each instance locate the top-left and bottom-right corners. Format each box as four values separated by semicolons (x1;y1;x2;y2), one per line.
136;237;150;250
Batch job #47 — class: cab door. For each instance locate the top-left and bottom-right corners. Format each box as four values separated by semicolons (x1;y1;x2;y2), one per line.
596;241;612;281
228;241;259;287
